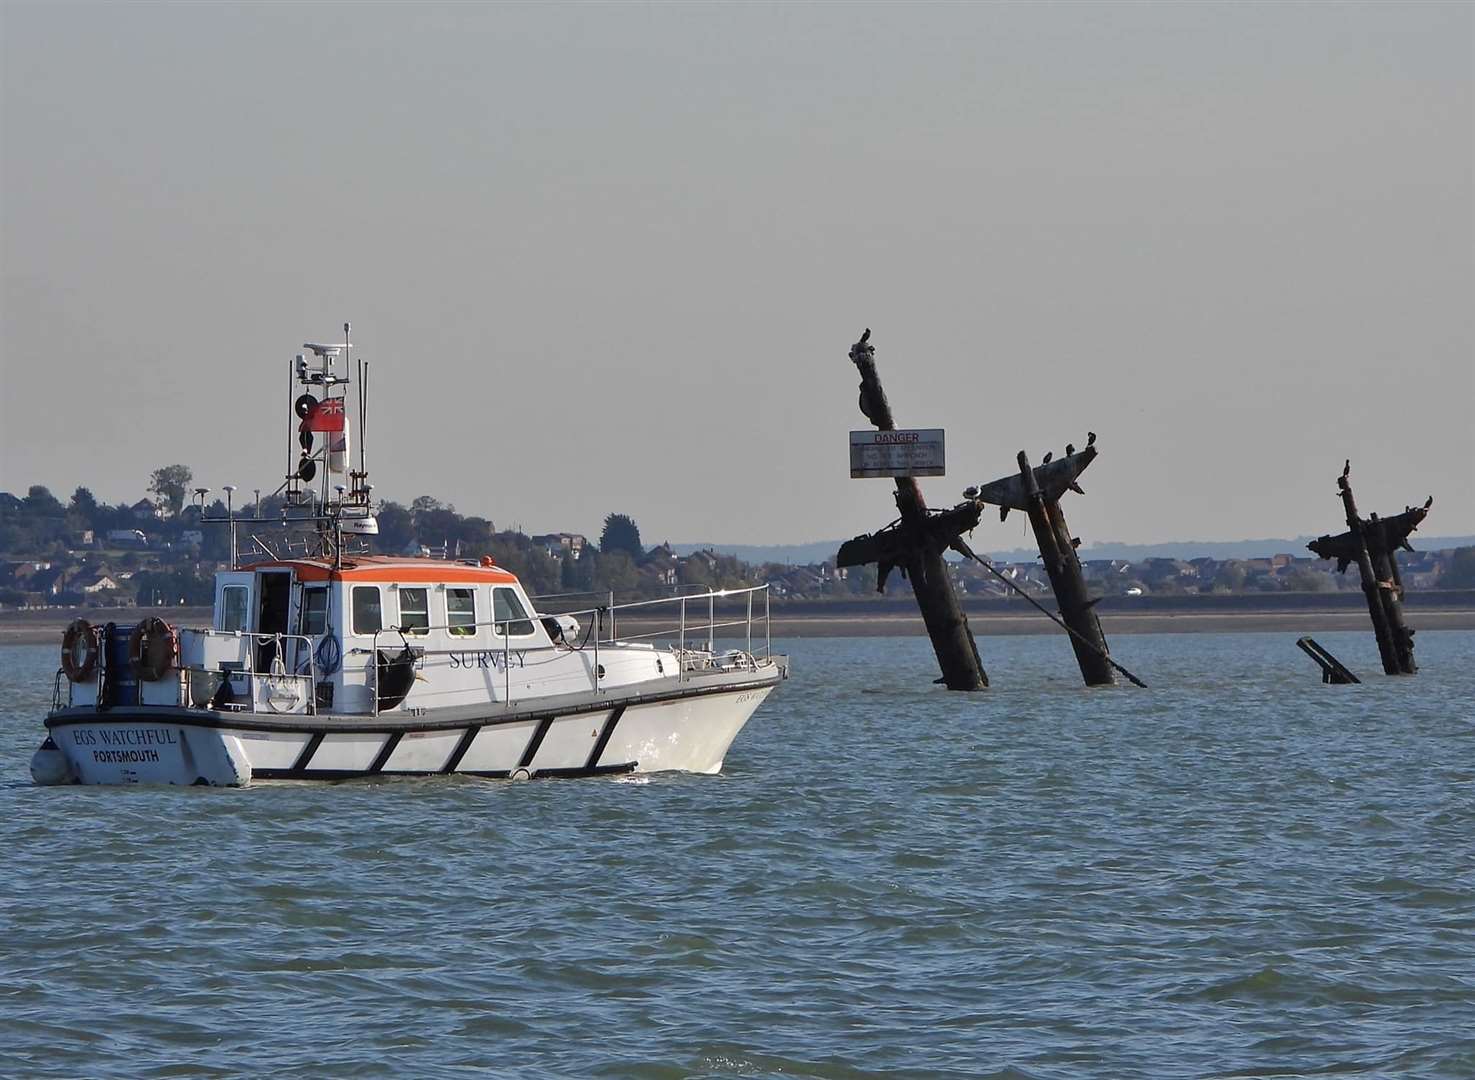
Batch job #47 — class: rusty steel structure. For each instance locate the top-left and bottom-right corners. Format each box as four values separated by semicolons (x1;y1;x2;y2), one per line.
835;330;989;690
973;437;1115;687
1307;461;1432;676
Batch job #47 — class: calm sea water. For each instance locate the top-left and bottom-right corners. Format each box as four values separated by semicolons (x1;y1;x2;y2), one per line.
2;630;1473;1079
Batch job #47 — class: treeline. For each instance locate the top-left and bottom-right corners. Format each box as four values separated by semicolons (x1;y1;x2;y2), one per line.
1;476;833;605
373;501;782;601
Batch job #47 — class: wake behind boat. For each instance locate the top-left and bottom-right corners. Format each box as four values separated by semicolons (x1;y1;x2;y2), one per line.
32;326;787;786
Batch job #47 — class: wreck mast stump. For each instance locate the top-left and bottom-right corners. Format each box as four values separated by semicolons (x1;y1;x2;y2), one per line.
1016;450;1115;687
1308;462;1431;677
1337;472;1399;674
972;437;1116;687
838;330;988;691
1368;513;1416;674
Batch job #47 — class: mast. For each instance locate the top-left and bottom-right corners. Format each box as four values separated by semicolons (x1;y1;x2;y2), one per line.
196;322;377;568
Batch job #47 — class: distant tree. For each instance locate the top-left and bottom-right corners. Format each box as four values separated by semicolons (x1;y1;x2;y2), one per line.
69;487;99;518
148;465;193;518
597;550;639;593
24;485;63;515
560;551;581;590
132;565;212;606
410;495;447;516
1440;547;1475;590
375;501;415;554
600;513;642;558
416;507;462;549
1213;561;1248;592
456;515;495;552
1283;566;1335;593
680;559;714;588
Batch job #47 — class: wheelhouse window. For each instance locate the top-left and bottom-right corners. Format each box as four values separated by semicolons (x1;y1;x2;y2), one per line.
493;587;535;637
398;587;429;635
301;587;329;637
447;587;476;637
351;586;383;636
221;586;248;632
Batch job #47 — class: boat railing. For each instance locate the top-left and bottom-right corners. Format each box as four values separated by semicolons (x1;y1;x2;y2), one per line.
533;583;772;650
362;584;772;714
532;584;772;671
174;628;319;716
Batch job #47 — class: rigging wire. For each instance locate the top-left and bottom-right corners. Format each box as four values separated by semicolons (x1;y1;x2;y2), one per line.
952;536;1148;688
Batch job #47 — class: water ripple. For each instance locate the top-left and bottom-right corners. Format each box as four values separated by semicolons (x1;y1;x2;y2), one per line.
3;632;1475;1077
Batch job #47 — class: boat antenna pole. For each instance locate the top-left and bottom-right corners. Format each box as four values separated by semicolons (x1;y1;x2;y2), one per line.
320;332;332;518
287;356;296;504
223;486;237;569
356;322;367;482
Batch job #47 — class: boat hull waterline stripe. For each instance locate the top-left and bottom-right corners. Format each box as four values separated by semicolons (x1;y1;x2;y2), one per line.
586;704;626;770
519;717;553;769
251;761;638;782
46;664;785;736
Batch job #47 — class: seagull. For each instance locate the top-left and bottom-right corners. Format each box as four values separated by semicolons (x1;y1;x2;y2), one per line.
1065;443;1075;456
1087;431;1097;446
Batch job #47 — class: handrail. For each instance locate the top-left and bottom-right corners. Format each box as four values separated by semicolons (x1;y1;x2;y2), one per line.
553;584;770;619
611;618;755;644
176;628;318;715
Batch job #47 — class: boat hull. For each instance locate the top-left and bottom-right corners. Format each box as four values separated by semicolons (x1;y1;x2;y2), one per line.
40;665;782;786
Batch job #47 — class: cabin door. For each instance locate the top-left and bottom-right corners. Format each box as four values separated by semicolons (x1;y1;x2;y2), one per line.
294;584;330;677
255;570;293;671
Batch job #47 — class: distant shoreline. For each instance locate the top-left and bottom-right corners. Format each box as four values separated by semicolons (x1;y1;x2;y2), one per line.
3;593;1472;645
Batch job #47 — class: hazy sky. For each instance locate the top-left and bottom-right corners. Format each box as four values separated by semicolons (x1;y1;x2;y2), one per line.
3;2;1470;548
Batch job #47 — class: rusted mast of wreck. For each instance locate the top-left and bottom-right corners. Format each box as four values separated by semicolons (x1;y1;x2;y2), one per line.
843;330;988;690
1307;461;1431;676
976;439;1114;686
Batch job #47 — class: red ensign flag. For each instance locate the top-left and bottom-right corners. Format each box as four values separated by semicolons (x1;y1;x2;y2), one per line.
300;398;346;433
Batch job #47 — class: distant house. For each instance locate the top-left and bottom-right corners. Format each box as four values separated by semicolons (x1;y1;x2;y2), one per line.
106;529;149;548
0;560;51;587
1082;559;1132;581
132;499;163;521
1138;558;1195;585
28;566;67;597
73;570;120;594
532;533;587;561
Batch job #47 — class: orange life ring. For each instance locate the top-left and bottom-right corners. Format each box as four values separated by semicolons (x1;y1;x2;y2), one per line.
129;617;177;682
61;619;99;682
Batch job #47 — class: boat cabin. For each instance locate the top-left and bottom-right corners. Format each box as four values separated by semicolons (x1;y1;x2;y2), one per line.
63;555;678;718
204;556;557;711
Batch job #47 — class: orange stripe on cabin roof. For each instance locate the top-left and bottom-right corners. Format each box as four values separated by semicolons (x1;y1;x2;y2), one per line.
254;560;519;585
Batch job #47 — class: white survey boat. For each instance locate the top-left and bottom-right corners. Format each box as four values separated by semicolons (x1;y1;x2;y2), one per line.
33;327;786;786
